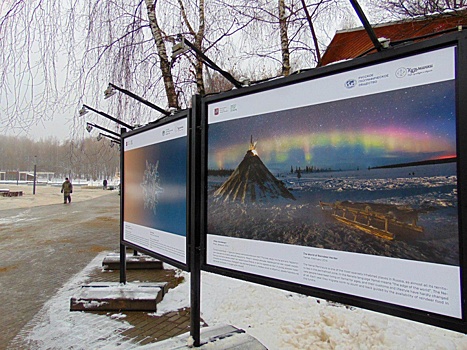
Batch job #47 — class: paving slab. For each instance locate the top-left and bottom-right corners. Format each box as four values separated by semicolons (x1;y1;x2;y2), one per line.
139;325;268;349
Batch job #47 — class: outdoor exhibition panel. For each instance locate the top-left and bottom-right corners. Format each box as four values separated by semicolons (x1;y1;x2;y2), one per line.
122;110;190;270
200;32;466;332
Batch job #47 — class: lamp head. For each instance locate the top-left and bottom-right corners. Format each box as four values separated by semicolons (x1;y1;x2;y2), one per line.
86;123;93;133
97;133;103;141
79;106;89;116
239;77;251;87
104;84;117;99
171;40;189;60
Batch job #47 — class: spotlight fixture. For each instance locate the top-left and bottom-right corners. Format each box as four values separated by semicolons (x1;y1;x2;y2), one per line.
171;41;189;60
104;84;117;99
79;106;89;116
86;123;93;133
171;35;243;89
97;133;103;141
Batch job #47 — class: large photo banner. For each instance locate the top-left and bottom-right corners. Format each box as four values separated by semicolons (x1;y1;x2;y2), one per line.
123;117;188;266
206;46;462;320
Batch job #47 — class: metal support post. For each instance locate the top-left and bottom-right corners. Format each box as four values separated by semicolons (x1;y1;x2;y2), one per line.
349;0;383;52
119;128;127;284
190;95;202;346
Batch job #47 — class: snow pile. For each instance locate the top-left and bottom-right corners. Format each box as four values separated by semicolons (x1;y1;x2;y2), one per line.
157;271;466;350
16;253;466;349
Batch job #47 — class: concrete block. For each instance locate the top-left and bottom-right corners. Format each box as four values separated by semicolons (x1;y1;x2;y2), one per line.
102;253;163;270
70;282;168;312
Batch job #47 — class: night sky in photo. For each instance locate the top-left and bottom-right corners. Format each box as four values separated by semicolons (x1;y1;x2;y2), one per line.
208;80;456;172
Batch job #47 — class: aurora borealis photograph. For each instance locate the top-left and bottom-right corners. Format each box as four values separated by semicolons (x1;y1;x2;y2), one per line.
208;80;456;173
207;76;459;265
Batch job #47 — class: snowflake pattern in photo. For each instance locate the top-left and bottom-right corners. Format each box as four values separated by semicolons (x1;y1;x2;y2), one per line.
140;160;164;215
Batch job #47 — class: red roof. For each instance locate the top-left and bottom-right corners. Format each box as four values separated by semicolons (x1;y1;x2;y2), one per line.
320;12;467;66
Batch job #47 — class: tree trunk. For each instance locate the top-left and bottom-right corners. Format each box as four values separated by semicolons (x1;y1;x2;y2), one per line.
279;0;290;76
145;0;179;109
300;0;321;65
178;0;206;96
195;0;206;96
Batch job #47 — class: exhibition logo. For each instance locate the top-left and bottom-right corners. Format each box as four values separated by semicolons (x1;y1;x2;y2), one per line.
395;67;407;78
396;64;433;78
345;79;357;89
213;106;229;116
345;73;389;89
162;127;174;137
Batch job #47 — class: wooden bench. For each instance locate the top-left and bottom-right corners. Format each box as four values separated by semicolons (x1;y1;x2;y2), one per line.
1;191;23;197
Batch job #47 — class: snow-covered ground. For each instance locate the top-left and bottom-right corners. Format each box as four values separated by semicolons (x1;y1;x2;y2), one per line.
8;164;466;348
16;252;466;349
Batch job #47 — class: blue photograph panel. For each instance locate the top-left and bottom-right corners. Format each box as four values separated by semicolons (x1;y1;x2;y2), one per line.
125;136;187;236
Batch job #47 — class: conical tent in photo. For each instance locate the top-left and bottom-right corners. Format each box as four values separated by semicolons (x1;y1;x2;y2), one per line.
214;137;295;203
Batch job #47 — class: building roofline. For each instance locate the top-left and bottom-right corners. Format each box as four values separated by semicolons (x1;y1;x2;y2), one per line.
335;7;467;34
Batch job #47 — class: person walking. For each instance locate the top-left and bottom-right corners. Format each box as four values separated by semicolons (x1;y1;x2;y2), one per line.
103;179;108;190
61;177;73;204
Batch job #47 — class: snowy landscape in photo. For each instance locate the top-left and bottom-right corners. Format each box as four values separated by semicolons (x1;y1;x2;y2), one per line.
208;162;458;265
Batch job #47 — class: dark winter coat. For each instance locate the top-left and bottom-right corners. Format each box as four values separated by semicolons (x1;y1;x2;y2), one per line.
61;180;73;195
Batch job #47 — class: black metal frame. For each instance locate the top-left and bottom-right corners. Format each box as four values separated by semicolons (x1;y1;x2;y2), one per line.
190;94;203;346
199;31;467;333
120;109;192;271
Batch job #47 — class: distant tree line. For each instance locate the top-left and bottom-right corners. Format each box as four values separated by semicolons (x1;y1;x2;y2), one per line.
291;165;333;174
0;136;119;181
209;165;339;178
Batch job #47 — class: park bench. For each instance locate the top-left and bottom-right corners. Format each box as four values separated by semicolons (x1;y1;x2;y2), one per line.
0;190;23;197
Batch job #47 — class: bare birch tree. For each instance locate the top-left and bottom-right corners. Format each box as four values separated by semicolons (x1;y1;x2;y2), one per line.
218;0;354;76
145;0;179;109
279;0;291;76
1;0;362;139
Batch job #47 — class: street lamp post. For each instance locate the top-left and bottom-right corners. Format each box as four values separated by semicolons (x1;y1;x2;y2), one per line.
104;83;171;117
33;156;37;195
86;122;120;138
79;104;134;130
97;133;120;143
